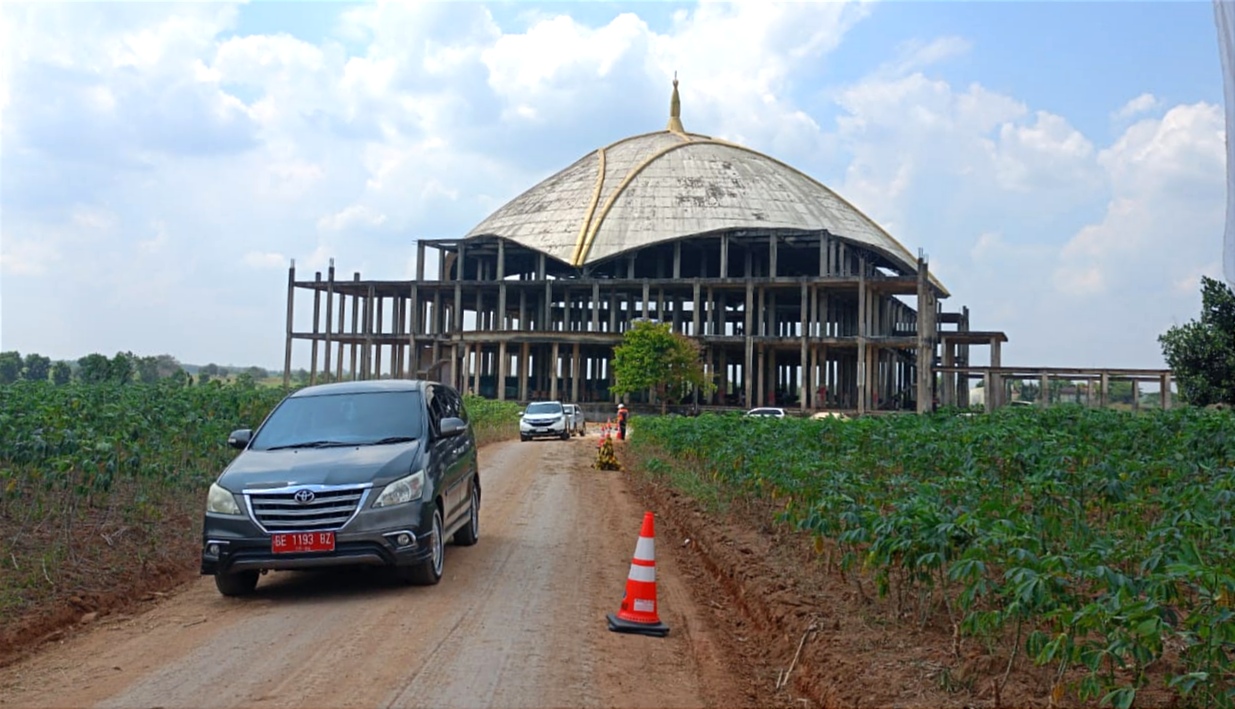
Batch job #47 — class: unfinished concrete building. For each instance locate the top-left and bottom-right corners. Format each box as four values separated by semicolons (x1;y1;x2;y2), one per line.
283;81;1007;415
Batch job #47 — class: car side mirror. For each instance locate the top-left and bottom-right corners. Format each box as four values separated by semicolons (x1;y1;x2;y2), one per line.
439;417;467;438
228;428;252;450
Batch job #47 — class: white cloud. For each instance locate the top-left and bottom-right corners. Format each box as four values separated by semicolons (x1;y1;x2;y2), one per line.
1113;92;1160;121
317;205;389;233
0;238;59;277
244;251;287;270
1055;102;1225;297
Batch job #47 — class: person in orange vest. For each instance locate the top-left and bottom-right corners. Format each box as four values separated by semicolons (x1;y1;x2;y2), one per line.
617;404;628;440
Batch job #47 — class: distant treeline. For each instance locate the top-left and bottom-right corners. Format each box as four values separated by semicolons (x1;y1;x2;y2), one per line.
0;351;270;386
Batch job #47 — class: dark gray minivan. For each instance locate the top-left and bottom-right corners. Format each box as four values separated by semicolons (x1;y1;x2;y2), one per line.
200;379;480;597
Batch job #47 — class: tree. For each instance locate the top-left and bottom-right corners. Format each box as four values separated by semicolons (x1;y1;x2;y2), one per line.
1159;276;1235;406
0;351;22;384
22;354;51;382
77;353;112;383
135;355;161;384
108;352;135;384
51;361;72;385
610;320;714;413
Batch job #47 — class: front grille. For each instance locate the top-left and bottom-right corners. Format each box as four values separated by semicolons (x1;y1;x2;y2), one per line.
247;487;366;531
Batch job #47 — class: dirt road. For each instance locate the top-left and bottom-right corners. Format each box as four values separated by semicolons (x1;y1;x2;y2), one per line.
0;436;744;708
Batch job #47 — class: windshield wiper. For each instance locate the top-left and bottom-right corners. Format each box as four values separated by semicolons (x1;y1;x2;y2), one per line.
264;440;353;451
366;436;418;445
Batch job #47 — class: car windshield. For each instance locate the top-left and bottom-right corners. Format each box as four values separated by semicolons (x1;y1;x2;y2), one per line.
249;391;423;451
525;402;562;415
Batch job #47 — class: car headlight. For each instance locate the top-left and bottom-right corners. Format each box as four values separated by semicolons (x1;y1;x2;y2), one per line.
373;469;425;508
207;482;242;515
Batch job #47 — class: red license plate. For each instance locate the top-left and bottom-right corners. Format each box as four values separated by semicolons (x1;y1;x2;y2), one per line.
271;531;335;554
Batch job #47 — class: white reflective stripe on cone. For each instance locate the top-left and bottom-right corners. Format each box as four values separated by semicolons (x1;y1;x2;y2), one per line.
634;536;655;561
627;563;656;583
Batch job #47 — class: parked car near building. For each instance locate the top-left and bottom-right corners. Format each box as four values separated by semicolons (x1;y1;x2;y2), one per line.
563;404;586;436
745;407;787;418
520;401;570;441
200;379;480;597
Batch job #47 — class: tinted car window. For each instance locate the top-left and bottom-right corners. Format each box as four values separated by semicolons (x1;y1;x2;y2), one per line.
525;402;562;415
439;386;467;423
249;391;424;450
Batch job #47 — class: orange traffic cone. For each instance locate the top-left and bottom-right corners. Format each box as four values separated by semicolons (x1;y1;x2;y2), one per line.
607;511;670;637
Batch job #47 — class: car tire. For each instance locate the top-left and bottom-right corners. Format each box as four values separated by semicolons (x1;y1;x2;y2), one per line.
215;570;259;597
400;506;444;586
453;482;480;547
560;430;570;440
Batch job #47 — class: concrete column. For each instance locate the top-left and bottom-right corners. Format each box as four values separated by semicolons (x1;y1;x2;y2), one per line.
744;281;754;408
498;342;508;400
914;259;936;414
472;344;482;395
1099;372;1110;409
551;342;559;400
350;274;361;380
571;343;581;402
592;282;600;332
942;338;955;407
799;281;808;412
453;281;462;334
858;258;868;415
308;271;322;385
323;261;336;381
1039;373;1050;409
519;343;530;402
373;291;383;378
757;346;766;407
989;338;1002;410
692;281;701;337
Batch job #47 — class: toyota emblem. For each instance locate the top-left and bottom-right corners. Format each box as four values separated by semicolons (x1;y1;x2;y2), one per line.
293;489;316;504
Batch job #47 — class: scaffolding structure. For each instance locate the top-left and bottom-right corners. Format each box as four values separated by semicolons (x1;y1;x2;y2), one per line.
281;229;998;415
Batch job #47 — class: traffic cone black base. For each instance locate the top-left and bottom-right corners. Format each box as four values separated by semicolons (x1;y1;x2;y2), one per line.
606;613;670;637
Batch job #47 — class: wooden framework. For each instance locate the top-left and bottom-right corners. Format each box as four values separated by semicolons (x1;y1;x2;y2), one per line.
281;230;1006;416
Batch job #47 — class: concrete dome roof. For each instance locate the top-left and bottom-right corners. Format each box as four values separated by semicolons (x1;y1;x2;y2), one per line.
465;81;942;292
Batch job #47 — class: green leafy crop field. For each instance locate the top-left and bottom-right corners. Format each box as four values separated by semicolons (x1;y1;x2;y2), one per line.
631;407;1235;708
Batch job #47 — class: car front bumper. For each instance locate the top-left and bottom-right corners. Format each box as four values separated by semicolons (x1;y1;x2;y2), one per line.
200;501;434;576
520;419;566;437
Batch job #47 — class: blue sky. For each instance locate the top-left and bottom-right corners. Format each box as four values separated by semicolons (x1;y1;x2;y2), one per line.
1;0;1230;373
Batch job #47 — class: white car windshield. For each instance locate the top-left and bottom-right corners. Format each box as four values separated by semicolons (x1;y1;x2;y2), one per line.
525;402;562;415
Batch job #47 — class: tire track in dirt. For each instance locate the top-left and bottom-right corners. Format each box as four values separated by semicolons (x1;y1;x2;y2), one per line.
0;434;753;709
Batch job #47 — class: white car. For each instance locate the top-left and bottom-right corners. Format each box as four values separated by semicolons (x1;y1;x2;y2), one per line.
745;407;786;418
563;404;587;436
520;401;570;441
810;411;850;421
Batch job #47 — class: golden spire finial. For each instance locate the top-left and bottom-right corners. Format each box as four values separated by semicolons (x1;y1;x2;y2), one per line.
667;72;684;133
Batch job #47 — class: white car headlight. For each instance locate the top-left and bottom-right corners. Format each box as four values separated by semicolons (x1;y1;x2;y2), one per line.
207;482;242;515
373;469;425;508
